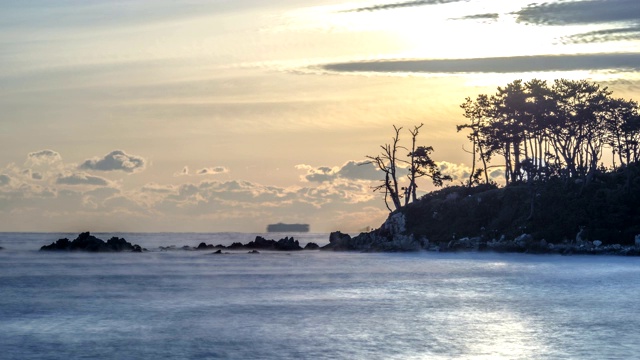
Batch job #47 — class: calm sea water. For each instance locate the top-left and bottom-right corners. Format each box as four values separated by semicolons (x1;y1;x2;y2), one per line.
1;232;639;359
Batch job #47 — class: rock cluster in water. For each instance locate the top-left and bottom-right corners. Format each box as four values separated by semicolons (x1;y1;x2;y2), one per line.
186;236;319;252
323;213;425;252
325;213;640;255
40;232;143;252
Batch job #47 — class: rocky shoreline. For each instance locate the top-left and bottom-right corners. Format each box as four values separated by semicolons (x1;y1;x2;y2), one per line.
324;212;640;256
34;225;640;256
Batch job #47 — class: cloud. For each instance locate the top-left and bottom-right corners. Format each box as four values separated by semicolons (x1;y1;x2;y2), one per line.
141;183;177;194
515;0;640;44
296;161;381;183
197;166;229;175
0;174;10;186
174;166;190;177
515;0;639;26
489;168;504;180
343;0;467;12
173;166;229;176
322;53;640;74
0;162;383;231
56;172;111;186
565;25;640;44
20;169;44;181
437;161;505;184
79;150;146;173
437;161;471;182
452;13;499;22
26;150;62;166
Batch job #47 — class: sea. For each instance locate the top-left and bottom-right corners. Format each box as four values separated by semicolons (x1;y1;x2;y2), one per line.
1;232;639;360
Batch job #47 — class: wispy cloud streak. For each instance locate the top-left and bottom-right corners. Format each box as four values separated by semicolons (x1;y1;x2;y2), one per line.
451;13;499;22
343;0;467;12
565;25;640;44
323;53;640;74
515;0;640;26
515;0;640;44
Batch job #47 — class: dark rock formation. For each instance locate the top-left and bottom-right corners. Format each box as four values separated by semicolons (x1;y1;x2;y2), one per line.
304;242;320;250
323;231;354;251
192;236;306;252
275;236;303;251
227;242;245;250
244;236;303;251
197;242;214;250
40;232;143;252
244;236;276;250
323;214;426;252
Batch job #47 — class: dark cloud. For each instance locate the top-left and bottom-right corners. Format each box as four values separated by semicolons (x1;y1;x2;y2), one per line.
175;166;189;177
452;13;499;22
297;161;381;183
322;53;640;74
0;174;10;186
26;149;62;165
197;167;229;175
343;0;466;12
515;0;640;44
84;187;120;198
566;25;640;44
490;169;504;179
56;173;110;186
335;161;382;181
298;165;335;183
21;169;43;180
141;183;176;194
515;0;640;26
79;150;146;173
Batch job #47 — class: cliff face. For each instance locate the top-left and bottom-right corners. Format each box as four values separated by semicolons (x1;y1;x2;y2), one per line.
327;163;640;254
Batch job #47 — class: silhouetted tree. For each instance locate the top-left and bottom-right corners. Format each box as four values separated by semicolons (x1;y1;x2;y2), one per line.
365;125;403;211
458;78;639;187
459;95;492;185
366;124;451;211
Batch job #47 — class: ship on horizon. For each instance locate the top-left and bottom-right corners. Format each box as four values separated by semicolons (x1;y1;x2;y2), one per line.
266;223;310;233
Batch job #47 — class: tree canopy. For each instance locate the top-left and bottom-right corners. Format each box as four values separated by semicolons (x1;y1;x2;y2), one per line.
458;79;640;187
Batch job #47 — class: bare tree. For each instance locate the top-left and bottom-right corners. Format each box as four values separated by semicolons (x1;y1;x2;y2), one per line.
366;124;451;211
365;126;404;211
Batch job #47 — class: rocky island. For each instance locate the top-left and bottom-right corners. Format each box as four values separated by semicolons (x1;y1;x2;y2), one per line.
327;79;640;256
192;236;319;252
41;232;143;252
325;165;640;256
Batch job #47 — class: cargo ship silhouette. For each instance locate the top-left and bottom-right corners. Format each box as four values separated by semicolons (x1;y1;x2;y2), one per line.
266;223;310;232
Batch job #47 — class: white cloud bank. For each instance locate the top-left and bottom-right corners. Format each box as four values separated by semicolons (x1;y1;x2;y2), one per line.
0;151;389;232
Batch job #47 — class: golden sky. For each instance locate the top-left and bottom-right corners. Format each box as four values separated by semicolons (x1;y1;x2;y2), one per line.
1;0;639;232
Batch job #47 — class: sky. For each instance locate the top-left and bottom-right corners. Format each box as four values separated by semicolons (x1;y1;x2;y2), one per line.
1;0;639;233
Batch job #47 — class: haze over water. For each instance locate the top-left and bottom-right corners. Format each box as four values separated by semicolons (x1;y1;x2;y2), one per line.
1;233;639;359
